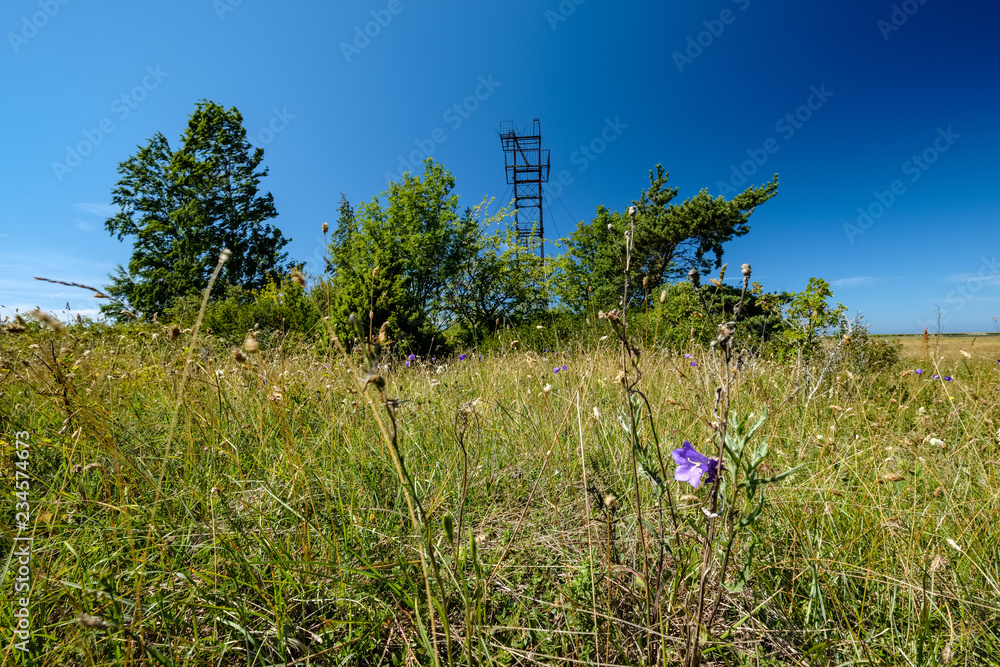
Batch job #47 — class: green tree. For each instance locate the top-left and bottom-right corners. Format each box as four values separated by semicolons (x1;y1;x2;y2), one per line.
554;165;778;312
329;160;476;352
442;202;548;341
104;100;290;318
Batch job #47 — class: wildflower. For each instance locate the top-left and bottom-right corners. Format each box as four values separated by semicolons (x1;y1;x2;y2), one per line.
405;359;410;367
932;374;940;380
690;361;697;367
561;364;567;371
458;354;466;361
553;366;561;373
915;369;923;375
671;441;719;489
944;376;953;382
685;354;693;358
408;353;416;362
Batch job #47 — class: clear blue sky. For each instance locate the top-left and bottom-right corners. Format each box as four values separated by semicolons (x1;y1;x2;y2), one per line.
2;0;998;334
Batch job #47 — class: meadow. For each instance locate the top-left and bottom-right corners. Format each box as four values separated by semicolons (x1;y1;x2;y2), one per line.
1;316;998;666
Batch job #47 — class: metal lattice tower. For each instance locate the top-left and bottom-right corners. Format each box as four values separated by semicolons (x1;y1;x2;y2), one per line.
499;118;550;258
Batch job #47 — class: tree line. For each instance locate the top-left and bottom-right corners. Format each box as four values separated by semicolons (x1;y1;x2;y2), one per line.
102;100;785;355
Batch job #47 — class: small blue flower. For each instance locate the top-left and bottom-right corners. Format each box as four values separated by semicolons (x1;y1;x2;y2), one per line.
685;354;693;359
561;364;567;371
545;347;549;353
944;376;953;382
553;366;561;373
915;369;923;375
459;354;467;361
932;374;940;380
408;354;415;362
671;441;719;489
690;361;697;367
405;360;410;367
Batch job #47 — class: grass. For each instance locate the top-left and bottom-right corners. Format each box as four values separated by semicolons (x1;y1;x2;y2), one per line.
1;321;998;666
885;334;1000;364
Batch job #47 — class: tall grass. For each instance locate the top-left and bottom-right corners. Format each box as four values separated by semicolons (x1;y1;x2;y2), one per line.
1;309;998;665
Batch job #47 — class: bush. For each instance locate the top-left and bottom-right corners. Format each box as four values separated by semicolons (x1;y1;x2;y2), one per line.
165;276;320;346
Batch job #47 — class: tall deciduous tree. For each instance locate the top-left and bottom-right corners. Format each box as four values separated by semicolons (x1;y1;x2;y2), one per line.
104;100;289;318
328;160;476;352
554;165;778;312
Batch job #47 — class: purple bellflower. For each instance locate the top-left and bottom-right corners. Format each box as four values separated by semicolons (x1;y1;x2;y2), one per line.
671;441;720;489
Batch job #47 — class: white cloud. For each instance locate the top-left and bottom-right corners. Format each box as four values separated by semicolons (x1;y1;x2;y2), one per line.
831;276;876;288
73;202;117;217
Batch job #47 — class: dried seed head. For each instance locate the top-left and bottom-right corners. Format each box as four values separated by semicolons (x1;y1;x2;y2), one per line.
78;613;114;630
627;205;637;221
372;266;380;278
642;275;649;288
941;643;953;665
659;289;666;303
232;348;247;363
290;268;306;289
29;308;65;332
603;494;617;510
244;330;260;353
688;269;700;289
718;263;727;282
882;472;905;482
322;222;329;234
741;263;752;278
169;323;181;340
540;383;552;397
219;248;232;264
929;553;948;573
607;223;614;232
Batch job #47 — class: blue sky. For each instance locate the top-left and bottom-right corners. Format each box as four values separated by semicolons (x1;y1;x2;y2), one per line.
2;0;998;333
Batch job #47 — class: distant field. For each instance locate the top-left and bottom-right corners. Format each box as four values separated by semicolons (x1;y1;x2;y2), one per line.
881;333;1000;362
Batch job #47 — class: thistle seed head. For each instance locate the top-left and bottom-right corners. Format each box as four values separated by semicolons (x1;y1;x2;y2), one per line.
688;269;700;289
244;330;260;353
322;222;329;234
